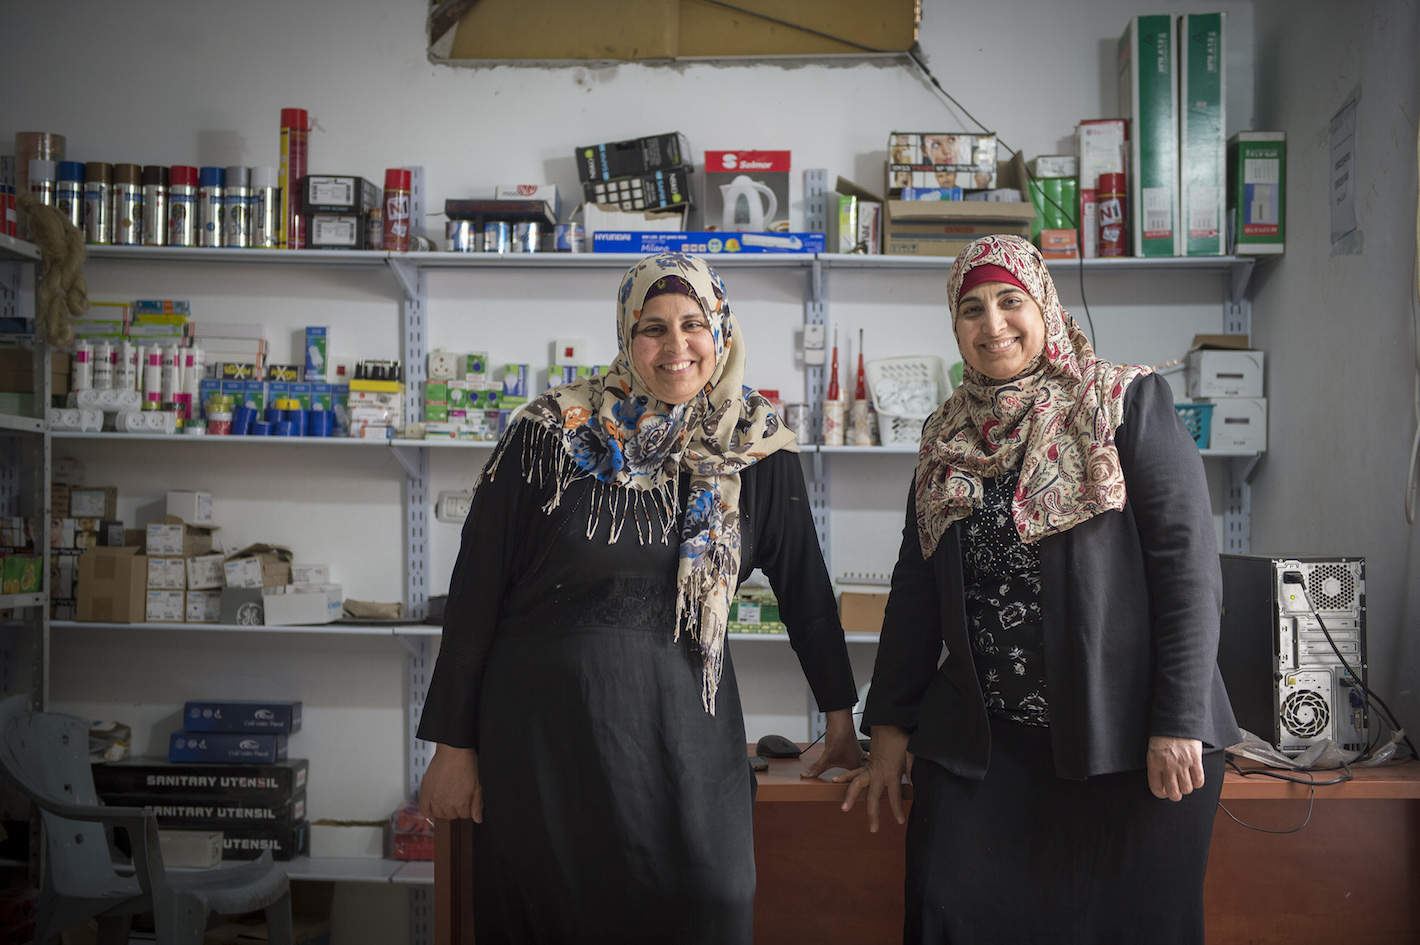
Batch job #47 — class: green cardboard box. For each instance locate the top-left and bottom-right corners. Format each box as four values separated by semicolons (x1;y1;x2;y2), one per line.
1180;12;1226;256
1119;14;1180;256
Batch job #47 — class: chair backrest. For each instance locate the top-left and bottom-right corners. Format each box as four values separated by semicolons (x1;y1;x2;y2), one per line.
0;693;131;895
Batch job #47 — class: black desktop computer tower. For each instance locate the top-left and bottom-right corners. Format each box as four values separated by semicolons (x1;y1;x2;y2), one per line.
1218;554;1368;756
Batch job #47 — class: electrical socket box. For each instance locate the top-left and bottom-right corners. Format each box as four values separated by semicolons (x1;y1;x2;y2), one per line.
803;324;826;365
428;351;460;380
554;339;586;367
436;490;474;524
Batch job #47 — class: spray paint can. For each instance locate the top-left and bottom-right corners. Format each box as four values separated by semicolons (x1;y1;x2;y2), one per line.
14;132;64;239
167;165;198;247
83;162;112;244
278;108;308;249
111;164;144;245
223;166;251;248
382;168;411;252
27;159;57;208
1097;172;1127;258
55;161;84;228
141;166;169;246
251;165;279;249
198;167;224;247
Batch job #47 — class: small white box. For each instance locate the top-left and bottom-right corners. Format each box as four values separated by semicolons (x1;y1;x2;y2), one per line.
185;590;222;623
158;829;223;869
224;557;265;589
166;491;214;526
290;564;330;585
262;584;343;626
147;556;187;590
145;524;185;556
310;823;386;859
1186;349;1264;398
145;589;186;622
1028;155;1078;178
1207;397;1267;452
553;339;586;367
186;553;226;591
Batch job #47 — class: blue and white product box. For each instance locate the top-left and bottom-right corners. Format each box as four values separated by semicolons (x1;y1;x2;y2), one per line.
288;382;312;409
546;365;578;390
900;187;963;201
304;327;328;383
591;231;825;254
502;364;528;398
184;700;303;734
239;380;266;412
266;381;291;405
168;732;288;764
199;378;222;419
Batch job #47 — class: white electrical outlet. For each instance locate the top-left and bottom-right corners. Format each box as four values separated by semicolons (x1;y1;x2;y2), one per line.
428;350;460;380
803;324;826;349
435;490;474;523
554;338;587;366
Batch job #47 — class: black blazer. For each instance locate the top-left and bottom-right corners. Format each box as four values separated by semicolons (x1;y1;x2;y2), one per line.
861;373;1240;780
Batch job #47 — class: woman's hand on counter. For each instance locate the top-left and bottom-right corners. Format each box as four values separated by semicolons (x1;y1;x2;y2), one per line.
835;725;912;833
419;743;485;823
800;708;868;778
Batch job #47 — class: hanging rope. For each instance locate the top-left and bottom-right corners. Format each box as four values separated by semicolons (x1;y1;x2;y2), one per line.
17;192;86;348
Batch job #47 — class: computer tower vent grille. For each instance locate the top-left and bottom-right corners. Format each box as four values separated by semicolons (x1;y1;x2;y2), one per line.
1308;563;1357;611
1281;689;1331;739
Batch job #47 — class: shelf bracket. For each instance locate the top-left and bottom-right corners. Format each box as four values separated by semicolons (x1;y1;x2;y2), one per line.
389;443;423;479
1227;257;1257;304
393;631;424;659
386;257;419;303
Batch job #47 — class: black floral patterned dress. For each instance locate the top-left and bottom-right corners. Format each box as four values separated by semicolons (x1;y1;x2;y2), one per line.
961;473;1050;727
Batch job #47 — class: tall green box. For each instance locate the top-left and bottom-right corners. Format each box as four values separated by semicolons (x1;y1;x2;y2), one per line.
1180;13;1226;256
1119;14;1180;256
1227;132;1286;254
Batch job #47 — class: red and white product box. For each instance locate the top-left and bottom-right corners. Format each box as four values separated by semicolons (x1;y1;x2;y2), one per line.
1077;119;1129;258
703;151;791;233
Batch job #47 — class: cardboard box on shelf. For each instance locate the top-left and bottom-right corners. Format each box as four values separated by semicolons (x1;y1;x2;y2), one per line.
1185;335;1264;398
145;589;186;622
581;202;687;238
575;132;691;183
290;564;330;585
494;184;561;220
1227;132;1286;254
158;829;223;869
309;821;386;859
1180;12;1226;256
828;176;883;254
168;731;288;765
887;132;997;195
262;585;342;626
1119;14;1181;256
1206;397;1267;452
703;151;790;233
223;544;293;589
883;154;1035;258
591;231;824;254
185;589;222;623
840;591;889;634
184;700;303;734
76;547;147;623
146;518;216;558
1077;119;1128;258
186;553;226;590
581;166;692;214
70;486;117;519
92;758;309;800
146;556;187;590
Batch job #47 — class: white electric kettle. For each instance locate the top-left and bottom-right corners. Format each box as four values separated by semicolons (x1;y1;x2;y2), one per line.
720;175;777;231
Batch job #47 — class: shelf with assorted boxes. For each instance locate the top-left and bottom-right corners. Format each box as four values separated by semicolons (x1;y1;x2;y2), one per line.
0;233;51;714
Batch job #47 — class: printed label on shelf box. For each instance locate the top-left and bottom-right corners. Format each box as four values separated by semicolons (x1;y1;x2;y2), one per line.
186;553;226;590
185;590;222;623
147;556;187;590
145;589;186;622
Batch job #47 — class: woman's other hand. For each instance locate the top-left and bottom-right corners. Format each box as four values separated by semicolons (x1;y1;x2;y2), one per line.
419;744;485;823
836;725;913;833
1146;735;1204;801
800;708;867;778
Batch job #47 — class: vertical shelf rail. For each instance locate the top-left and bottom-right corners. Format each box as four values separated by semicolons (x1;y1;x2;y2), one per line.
801;172;830;741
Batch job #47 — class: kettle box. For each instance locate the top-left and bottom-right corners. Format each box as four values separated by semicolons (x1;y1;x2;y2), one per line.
702;151;790;233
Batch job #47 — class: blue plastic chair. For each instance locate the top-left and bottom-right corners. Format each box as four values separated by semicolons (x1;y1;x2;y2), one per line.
0;693;293;945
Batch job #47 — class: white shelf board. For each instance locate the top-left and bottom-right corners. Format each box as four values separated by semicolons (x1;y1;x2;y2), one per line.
391;860;435;885
727;631;880;644
409;251;813;270
0;413;44;434
53;432;397;446
0;234;41;262
281;856;405;884
0;593;47;609
86;245;390;268
51;619;435;636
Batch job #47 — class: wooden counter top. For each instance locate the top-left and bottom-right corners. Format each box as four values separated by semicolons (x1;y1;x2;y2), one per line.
753;742;1420;801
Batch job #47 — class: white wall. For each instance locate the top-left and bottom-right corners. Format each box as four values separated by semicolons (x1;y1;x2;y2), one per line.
0;2;1294;939
1249;0;1420;739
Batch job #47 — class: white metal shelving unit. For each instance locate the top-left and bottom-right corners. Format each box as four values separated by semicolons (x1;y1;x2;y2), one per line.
70;240;1266;908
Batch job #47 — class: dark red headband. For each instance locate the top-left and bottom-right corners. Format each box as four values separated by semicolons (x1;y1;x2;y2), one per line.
957;263;1028;303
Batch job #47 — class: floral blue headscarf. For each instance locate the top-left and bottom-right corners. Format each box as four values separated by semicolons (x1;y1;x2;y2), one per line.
504;252;797;713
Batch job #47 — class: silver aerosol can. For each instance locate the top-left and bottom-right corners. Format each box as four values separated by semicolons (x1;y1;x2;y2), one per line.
224;166;251;248
111;164;144;245
198;166;224;247
251;165;279;249
167;165;197;247
141;165;168;246
83;162;112;244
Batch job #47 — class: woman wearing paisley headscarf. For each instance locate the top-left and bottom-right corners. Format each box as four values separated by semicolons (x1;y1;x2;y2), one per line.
841;235;1238;944
416;252;863;943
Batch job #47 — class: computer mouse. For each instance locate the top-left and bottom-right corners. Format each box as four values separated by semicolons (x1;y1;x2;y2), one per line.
756;733;802;759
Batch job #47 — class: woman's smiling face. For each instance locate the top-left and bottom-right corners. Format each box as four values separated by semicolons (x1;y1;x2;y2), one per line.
631;292;718;404
954;281;1046;380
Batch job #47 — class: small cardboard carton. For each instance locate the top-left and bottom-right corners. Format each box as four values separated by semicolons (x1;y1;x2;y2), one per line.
840;591;889;634
883;154;1036;258
223;544;293;589
76;546;147;623
146;517;217;558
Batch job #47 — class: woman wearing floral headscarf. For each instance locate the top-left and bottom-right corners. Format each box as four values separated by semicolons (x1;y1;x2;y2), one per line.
842;235;1239;944
416;252;863;943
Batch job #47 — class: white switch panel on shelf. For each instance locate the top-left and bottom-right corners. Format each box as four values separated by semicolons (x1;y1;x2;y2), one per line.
436;490;474;523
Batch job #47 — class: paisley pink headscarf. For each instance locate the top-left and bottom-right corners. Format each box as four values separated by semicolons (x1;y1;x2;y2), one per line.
913;235;1153;558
